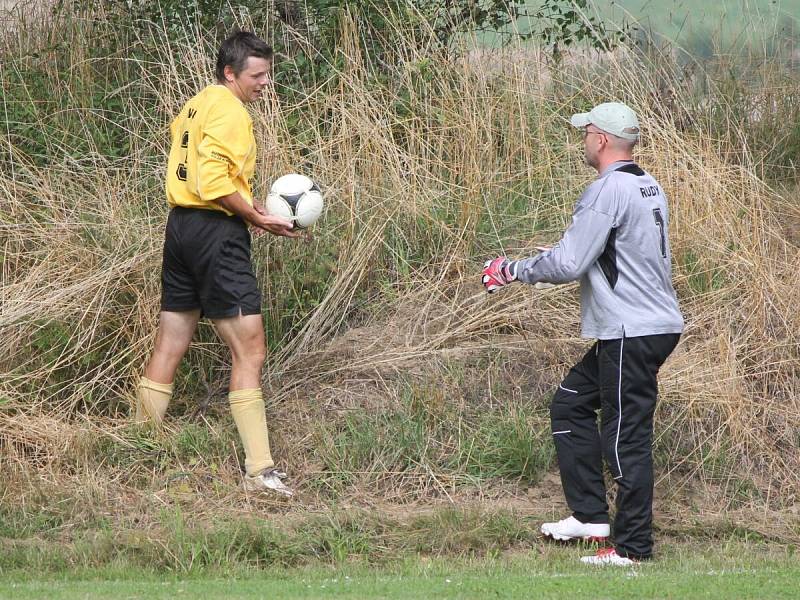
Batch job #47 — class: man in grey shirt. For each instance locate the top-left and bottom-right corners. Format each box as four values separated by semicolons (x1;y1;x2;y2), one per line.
482;102;683;566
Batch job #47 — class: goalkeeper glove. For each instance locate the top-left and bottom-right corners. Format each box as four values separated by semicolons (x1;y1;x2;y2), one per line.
482;257;518;293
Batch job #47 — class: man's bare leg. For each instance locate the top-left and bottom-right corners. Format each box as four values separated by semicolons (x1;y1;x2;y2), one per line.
213;313;291;496
145;310;202;384
135;309;200;423
212;313;266;392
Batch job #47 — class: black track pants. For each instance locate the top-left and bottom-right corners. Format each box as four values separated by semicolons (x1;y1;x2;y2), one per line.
550;333;679;560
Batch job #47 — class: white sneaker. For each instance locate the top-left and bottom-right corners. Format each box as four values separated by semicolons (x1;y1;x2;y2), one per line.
540;516;610;542
243;468;294;497
581;547;639;566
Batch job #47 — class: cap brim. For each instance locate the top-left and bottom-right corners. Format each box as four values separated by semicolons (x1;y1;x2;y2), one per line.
570;113;591;129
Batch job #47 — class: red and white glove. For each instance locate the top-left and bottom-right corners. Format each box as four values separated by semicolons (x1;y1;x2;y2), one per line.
482;257;518;293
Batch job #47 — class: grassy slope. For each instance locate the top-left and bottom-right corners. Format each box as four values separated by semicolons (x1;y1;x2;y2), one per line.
489;0;800;51
602;0;800;32
601;0;800;57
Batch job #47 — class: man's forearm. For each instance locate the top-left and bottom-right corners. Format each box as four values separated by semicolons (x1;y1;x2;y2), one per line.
214;190;299;238
214;191;260;226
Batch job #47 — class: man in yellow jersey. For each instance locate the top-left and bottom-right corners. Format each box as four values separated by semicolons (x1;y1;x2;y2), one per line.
134;31;299;497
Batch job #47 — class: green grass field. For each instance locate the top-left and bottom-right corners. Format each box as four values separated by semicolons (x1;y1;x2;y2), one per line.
2;545;798;599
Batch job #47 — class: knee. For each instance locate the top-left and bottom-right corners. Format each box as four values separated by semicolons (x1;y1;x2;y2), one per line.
250;344;267;366
153;336;190;362
550;390;573;422
231;338;266;367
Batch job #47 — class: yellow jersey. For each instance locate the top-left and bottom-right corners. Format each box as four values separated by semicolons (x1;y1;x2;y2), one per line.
166;85;256;213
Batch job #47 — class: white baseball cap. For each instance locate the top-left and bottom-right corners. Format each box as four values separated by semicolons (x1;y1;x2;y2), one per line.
570;102;640;140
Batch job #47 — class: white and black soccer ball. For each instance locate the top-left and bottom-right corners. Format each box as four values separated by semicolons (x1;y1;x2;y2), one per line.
265;173;323;229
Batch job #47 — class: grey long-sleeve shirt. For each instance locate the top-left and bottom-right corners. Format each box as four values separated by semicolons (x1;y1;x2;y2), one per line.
512;160;684;340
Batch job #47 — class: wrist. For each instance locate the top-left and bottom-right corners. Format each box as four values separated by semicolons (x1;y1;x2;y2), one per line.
504;260;518;282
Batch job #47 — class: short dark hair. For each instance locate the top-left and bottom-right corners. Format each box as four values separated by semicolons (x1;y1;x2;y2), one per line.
215;31;273;83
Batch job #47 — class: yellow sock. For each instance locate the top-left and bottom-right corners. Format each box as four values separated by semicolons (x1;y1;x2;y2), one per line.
134;377;173;424
229;388;274;477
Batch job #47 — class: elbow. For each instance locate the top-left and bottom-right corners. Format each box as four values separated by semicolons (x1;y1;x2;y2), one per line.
213;194;232;212
549;261;585;283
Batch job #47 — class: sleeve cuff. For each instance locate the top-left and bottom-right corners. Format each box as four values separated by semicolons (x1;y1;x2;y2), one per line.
507;260;519;281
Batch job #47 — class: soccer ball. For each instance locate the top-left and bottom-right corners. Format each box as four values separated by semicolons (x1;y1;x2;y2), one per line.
265;173;323;229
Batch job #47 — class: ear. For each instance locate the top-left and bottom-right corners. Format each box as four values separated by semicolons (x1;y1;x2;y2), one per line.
223;64;236;83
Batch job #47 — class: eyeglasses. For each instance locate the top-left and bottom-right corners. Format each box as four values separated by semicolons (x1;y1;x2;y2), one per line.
582;129;606;140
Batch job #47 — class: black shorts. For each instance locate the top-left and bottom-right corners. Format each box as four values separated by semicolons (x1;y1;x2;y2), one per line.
160;207;261;319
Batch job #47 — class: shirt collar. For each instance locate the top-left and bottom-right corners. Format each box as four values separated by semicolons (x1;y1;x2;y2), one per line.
213;83;244;105
599;160;635;178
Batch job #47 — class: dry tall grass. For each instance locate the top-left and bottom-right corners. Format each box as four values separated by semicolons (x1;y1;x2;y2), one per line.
1;5;798;541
